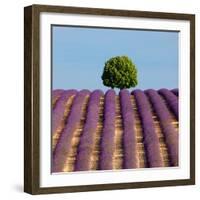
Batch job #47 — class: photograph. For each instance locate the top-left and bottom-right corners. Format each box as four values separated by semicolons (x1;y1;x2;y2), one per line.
51;26;179;173
24;5;195;194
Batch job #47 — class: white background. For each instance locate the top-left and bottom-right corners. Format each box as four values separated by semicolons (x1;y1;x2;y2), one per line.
0;0;199;199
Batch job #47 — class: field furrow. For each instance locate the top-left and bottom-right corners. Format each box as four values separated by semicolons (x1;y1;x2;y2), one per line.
63;95;90;172
99;90;116;170
90;96;105;170
113;96;124;170
130;95;147;168
74;90;104;171
147;96;170;167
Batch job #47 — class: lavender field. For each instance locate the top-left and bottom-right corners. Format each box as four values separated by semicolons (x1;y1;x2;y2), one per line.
52;89;179;173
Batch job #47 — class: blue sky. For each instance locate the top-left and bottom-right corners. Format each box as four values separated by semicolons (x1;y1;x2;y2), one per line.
52;26;178;91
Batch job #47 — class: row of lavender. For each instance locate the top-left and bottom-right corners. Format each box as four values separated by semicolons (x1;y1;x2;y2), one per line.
52;88;179;172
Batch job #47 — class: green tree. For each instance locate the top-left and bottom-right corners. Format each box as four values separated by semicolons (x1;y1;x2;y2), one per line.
101;56;138;89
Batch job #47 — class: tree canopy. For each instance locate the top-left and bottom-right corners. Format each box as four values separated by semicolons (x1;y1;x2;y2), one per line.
101;56;138;89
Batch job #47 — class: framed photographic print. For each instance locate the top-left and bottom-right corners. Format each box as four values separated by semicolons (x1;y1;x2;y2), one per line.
24;4;195;194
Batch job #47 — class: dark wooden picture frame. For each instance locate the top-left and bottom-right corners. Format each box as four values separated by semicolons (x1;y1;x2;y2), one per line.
24;4;195;195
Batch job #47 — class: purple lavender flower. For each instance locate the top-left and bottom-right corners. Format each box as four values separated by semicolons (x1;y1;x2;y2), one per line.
52;90;90;173
158;88;179;120
145;89;178;166
120;89;138;169
52;89;65;99
75;90;104;171
52;90;77;138
132;89;163;167
171;88;179;96
52;89;65;109
99;89;116;170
